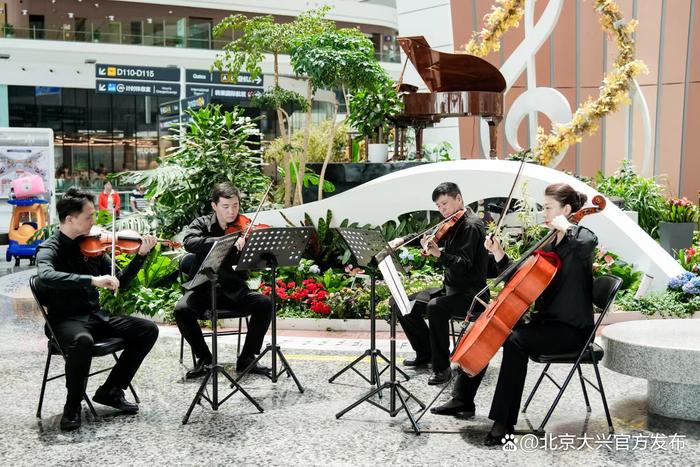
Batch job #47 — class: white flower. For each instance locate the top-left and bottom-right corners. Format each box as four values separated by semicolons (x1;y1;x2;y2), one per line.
309;265;321;274
297;263;306;271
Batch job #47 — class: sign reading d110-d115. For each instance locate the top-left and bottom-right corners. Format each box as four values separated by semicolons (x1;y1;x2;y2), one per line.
95;64;181;82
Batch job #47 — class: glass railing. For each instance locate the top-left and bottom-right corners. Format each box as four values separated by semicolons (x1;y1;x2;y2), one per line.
1;27;401;63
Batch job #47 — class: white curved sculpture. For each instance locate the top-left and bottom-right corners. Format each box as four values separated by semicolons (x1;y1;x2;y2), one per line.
254;160;683;292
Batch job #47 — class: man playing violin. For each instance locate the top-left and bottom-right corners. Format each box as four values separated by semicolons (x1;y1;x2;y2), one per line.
36;187;159;431
174;182;272;379
389;182;491;385
431;183;598;446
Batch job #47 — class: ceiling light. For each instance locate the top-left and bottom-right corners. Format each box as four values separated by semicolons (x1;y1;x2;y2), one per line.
94;2;99;7
68;12;74;18
21;9;28;15
108;15;114;21
168;10;173;14
146;18;152;24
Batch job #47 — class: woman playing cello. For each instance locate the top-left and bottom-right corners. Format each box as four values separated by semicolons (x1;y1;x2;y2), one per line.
431;183;599;446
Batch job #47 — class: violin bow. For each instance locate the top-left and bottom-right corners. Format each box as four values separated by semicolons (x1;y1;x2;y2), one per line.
240;180;275;240
490;153;529;240
111;207;118;296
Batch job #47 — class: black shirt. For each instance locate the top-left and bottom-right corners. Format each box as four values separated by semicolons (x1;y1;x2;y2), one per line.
435;212;490;297
494;225;598;330
36;231;146;321
182;213;248;299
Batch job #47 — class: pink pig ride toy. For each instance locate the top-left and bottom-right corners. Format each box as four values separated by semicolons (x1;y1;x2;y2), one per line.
6;174;49;266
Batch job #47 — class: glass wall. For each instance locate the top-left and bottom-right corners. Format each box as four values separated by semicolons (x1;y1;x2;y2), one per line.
8;86;168;195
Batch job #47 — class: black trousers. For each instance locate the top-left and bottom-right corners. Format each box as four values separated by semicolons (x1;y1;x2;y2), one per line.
394;287;473;372
173;287;272;363
451;320;590;426
50;314;159;408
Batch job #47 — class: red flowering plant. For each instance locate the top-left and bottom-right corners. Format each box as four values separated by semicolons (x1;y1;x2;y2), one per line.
259;278;332;316
662;197;699;223
593;247;641;291
676;246;700;273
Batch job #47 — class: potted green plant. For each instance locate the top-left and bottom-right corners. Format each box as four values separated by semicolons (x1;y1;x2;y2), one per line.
3;23;15;38
347;79;403;163
658;197;699;254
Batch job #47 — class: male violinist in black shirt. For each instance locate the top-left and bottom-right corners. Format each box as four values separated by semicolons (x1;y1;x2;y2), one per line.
36;187;159;431
389;182;490;385
174;182;272;379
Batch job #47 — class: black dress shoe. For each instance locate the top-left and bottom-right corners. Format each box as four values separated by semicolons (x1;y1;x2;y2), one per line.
236;357;271;376
428;368;452;385
430;397;475;417
60;404;81;431
185;357;211;379
93;386;139;414
484;425;515;446
403;355;431;367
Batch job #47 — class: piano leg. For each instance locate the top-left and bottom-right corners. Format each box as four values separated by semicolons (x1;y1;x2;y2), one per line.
487;117;501;159
415;127;423;160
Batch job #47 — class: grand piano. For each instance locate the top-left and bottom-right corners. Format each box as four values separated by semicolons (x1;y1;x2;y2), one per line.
393;36;506;159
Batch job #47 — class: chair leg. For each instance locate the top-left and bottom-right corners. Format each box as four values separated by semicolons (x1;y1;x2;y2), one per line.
179;335;184;364
84;392;97;417
522;363;550;413
537;361;580;432
236;317;243;357
592;359;614;434
36;350;52;418
577;365;591;412
450;320;456;347
112;353;140;403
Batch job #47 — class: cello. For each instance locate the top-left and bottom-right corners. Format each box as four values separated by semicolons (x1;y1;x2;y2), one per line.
450;195;606;376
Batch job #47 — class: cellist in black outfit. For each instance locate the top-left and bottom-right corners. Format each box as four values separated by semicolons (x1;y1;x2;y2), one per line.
432;183;598;446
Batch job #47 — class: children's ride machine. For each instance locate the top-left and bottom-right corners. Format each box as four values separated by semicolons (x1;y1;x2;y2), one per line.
6;174;48;266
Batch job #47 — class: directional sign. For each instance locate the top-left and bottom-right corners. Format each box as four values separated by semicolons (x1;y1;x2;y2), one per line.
96;79;180;97
159;100;180;117
185;69;264;88
185;85;262;101
159;115;180;131
96;64;180;82
181;94;209;112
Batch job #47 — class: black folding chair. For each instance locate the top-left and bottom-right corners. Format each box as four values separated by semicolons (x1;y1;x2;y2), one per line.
521;274;623;434
177;253;248;365
30;275;139;418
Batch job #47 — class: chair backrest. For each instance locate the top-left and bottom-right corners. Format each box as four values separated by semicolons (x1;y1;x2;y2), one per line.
29;275;66;357
588;274;623;342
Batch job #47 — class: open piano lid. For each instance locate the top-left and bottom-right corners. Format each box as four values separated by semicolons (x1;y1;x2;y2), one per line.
398;36;506;93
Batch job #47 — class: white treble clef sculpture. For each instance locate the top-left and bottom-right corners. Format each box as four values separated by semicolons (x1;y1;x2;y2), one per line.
480;0;652;171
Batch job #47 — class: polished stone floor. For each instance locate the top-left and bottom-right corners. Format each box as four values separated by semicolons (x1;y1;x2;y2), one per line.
0;261;698;466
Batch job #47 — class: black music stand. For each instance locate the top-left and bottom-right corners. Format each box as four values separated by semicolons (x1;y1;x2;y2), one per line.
233;227;313;393
328;228;409;392
182;233;264;425
335;234;425;434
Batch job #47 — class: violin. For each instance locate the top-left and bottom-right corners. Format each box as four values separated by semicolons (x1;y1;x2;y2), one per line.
420;209;466;256
79;226;181;257
224;214;270;236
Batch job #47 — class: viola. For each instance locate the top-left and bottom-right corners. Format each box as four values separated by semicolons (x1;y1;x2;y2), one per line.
450;196;606;376
79;226;181;257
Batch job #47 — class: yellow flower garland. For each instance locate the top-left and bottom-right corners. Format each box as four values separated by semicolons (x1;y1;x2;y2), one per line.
464;0;648;166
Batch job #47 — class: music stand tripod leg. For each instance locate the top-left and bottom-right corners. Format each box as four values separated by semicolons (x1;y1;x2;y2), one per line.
183;272;263;424
327;268;392;393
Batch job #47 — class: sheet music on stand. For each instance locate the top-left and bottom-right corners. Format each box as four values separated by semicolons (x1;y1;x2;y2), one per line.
376;256;413;316
234;227;314;270
183;233;239;290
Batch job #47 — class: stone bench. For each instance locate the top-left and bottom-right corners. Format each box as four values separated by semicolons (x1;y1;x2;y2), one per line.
602;319;700;421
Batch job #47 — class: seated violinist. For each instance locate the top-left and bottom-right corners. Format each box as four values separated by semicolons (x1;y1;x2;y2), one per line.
36;187;159;431
174;182;272;379
431;183;598;446
388;182;491;385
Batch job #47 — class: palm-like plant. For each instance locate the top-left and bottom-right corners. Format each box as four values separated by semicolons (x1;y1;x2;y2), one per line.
115;105;270;235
